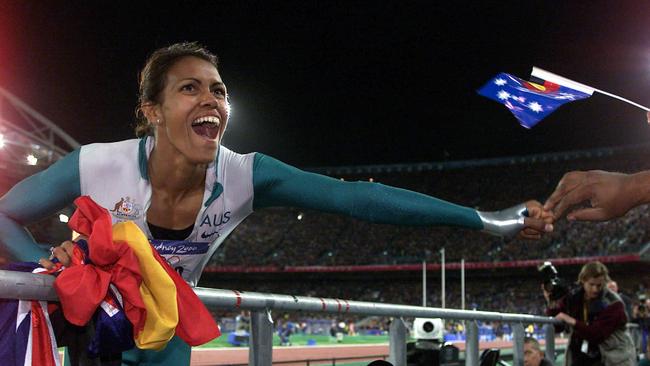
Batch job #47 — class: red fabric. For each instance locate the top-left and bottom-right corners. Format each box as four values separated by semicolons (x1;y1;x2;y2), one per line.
53;195;220;345
30;301;57;366
149;246;221;345
54;196;146;335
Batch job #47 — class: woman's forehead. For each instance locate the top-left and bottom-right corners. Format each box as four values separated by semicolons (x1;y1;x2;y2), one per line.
166;56;222;84
585;276;605;284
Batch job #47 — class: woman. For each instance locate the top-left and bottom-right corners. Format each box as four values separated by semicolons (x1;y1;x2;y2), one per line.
545;261;636;365
0;42;551;365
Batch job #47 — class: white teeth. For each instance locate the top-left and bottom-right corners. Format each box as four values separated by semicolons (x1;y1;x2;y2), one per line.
191;116;220;126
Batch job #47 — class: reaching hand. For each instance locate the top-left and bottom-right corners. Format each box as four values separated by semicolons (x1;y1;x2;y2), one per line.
519;200;554;240
544;170;641;222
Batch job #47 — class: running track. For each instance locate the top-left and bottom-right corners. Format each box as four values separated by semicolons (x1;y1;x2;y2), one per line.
189;338;567;365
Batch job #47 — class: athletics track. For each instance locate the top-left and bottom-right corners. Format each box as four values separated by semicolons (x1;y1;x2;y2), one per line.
188;338;567;365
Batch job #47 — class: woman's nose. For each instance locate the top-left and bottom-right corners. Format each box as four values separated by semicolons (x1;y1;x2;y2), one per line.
200;91;219;107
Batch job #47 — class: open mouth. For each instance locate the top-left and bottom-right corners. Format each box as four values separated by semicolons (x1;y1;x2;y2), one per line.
191;116;220;140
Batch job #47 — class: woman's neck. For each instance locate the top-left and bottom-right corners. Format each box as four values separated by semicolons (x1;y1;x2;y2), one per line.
148;146;207;199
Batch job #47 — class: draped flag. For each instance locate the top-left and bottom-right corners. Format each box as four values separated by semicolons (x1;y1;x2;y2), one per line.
64;196;220;348
477;68;592;128
0;196;221;365
0;263;60;366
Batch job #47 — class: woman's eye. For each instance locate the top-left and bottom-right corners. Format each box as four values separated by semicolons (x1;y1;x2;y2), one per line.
212;89;225;97
181;84;195;92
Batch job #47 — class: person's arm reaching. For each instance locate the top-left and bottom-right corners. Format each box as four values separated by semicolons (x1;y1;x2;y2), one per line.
252;153;551;238
544;111;650;222
544;170;650;222
0;149;81;261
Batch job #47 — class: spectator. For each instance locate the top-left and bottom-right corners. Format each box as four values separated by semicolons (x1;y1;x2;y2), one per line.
545;261;636;365
523;337;553;366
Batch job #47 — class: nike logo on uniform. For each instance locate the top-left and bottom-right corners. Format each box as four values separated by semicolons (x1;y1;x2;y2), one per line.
201;231;219;239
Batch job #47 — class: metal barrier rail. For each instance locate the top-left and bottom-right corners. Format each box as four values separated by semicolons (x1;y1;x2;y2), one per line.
0;269;562;366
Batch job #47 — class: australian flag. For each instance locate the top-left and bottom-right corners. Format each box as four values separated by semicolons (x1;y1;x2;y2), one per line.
477;72;592;128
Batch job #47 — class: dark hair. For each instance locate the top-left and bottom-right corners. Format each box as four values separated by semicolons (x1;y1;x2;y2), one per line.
134;42;219;137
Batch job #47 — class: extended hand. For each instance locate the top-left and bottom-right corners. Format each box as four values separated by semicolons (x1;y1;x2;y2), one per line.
478;200;553;239
519;200;554;240
544;170;641;222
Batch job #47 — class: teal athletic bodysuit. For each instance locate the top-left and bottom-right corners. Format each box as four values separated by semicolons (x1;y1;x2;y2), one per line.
0;137;487;365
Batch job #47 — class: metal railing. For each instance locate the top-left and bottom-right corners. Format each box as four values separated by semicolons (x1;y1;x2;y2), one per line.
0;269;561;366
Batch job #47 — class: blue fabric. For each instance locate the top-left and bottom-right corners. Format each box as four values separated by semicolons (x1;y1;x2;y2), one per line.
71;239;133;359
0;298;19;365
0;263;40;366
89;289;134;359
477;72;590;128
15;306;30;366
252;153;482;229
0;149;81;261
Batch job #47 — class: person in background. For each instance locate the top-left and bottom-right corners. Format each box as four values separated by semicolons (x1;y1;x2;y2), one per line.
545;261;635;365
523;337;553;366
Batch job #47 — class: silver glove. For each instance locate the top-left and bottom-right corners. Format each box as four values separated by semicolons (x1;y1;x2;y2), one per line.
477;203;528;239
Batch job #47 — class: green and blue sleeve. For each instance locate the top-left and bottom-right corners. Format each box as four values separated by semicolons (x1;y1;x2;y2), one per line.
252;153;483;229
0;149;81;261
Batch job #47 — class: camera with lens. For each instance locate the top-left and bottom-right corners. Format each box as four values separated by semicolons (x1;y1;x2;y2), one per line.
538;261;570;301
407;318;460;366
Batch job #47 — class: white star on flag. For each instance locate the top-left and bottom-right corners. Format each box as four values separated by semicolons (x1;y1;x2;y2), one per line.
494;78;507;86
528;101;543;112
497;90;510;100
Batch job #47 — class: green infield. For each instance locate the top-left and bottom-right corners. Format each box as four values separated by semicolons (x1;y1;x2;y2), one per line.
197;333;391;348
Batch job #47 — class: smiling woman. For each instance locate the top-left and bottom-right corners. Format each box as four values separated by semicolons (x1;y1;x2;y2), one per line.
0;42;552;365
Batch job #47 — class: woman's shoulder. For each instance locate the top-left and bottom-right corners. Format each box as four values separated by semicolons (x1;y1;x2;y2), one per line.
218;145;257;169
79;138;142;172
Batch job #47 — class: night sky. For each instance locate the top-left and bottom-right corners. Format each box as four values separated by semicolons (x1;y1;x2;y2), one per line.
2;1;650;167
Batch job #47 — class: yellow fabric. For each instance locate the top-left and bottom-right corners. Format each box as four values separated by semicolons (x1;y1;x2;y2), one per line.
112;221;179;350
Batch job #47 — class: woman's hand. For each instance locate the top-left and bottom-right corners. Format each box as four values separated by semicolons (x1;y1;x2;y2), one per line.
478;200;553;239
38;240;76;269
519;200;554;240
555;312;576;326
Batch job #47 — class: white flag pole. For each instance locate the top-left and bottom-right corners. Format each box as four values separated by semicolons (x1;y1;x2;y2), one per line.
590;89;650;112
531;67;650;112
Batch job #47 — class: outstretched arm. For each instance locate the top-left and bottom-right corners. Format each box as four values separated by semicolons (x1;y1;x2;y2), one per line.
252;153;551;238
0;149;81;261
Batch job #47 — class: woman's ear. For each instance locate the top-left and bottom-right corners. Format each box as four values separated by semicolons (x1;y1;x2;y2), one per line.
141;103;161;124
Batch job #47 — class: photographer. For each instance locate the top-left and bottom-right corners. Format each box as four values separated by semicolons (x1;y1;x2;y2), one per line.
544;261;635;365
